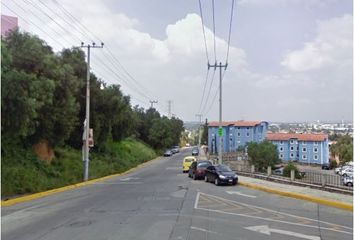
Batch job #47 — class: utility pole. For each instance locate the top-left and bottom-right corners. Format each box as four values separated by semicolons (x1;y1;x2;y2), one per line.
149;100;158;109
208;61;227;164
81;42;103;181
196;114;203;148
168;100;172;118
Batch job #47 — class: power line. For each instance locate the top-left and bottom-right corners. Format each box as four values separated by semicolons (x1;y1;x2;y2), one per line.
52;0;155;101
2;2;67;48
204;70;227;117
198;68;210;114
23;0;82;43
212;0;217;63
200;68;216;114
225;0;235;63
198;0;210;64
26;0;154;102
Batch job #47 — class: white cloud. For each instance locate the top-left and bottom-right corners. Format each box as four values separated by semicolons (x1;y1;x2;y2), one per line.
281;14;352;72
2;0;352;122
237;0;339;7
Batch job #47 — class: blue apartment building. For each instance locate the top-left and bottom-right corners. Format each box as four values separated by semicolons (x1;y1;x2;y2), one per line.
207;121;329;164
208;121;269;153
266;133;329;164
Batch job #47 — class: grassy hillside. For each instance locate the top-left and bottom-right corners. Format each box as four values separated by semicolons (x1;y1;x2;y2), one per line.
1;138;156;198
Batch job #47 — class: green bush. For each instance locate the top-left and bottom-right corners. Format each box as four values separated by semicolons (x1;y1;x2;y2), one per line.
1;139;156;198
282;162;302;179
330;160;338;169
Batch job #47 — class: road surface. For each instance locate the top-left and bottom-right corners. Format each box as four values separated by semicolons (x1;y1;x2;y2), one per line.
2;148;353;240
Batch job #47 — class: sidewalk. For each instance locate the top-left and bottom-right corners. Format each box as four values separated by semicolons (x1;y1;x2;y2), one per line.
239;175;353;205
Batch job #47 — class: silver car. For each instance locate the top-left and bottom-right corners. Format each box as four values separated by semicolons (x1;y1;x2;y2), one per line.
343;176;353;187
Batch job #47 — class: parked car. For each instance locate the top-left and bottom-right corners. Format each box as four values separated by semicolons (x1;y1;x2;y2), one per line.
340;167;353;177
343;176;353;187
182;156;197;173
163;150;173;157
171;146;180;154
205;164;238;186
188;160;212;180
321;163;331;170
335;165;351;174
273;167;284;175
191;148;199;156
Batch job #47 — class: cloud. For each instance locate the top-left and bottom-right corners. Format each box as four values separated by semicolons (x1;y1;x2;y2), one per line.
281;15;352;72
3;0;352;122
237;0;339;7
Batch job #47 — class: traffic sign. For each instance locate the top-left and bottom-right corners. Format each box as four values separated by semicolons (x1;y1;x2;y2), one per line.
218;127;223;137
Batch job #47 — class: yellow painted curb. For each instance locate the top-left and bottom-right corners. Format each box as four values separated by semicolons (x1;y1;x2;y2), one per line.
1;157;162;207
239;182;353;211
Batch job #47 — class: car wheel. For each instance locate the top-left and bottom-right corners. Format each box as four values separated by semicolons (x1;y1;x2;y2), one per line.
343;174;347;177
205;175;208;182
347;182;353;187
233;179;238;185
215;178;219;186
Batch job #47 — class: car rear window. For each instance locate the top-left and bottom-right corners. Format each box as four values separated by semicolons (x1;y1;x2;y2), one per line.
185;158;194;162
198;162;211;168
215;165;232;172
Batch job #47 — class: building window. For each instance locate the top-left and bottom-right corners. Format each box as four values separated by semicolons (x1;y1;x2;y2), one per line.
302;147;307;152
302;141;307;145
280;140;284;145
279;147;284;152
314;141;318;146
246;132;250;137
302;155;307;160
290;139;294;144
237;132;241;137
314;147;318;153
247;127;249;130
279;154;284;159
290;153;294;158
290;146;294;151
238;127;240;129
314;155;318;161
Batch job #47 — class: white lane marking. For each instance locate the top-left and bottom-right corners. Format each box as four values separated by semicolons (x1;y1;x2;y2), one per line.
245;225;321;240
197;207;352;235
198;192;353;231
190;226;219;235
194;192;200;209
120;177;140;181
226;191;257;198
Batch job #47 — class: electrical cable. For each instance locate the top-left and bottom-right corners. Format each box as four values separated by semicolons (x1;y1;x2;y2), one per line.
225;0;235;63
198;0;210;64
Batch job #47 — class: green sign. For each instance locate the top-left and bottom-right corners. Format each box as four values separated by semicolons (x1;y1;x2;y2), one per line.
218;127;223;137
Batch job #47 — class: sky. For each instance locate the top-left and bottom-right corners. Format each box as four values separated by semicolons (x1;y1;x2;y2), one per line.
1;0;353;123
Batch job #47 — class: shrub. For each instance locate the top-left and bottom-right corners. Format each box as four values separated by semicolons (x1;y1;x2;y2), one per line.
330;160;338;169
283;162;302;179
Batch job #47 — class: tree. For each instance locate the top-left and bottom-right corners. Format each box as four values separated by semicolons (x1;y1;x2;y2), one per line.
283;162;302;179
247;141;280;171
330;135;353;165
201;118;208;145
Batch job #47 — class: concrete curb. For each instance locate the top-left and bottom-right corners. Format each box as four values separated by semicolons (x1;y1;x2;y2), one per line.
1;156;163;207
238;181;353;212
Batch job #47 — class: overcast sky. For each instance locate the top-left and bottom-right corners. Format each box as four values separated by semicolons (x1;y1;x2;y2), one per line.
2;0;353;122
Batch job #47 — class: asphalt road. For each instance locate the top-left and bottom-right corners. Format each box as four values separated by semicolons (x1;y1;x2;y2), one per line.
2;148;353;240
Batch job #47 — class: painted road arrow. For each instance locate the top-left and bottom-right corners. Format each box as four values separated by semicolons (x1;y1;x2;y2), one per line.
226;191;257;198
245;225;321;240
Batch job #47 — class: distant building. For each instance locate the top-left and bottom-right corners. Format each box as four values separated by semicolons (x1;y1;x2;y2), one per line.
1;15;18;36
266;133;329;164
208;121;268;154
